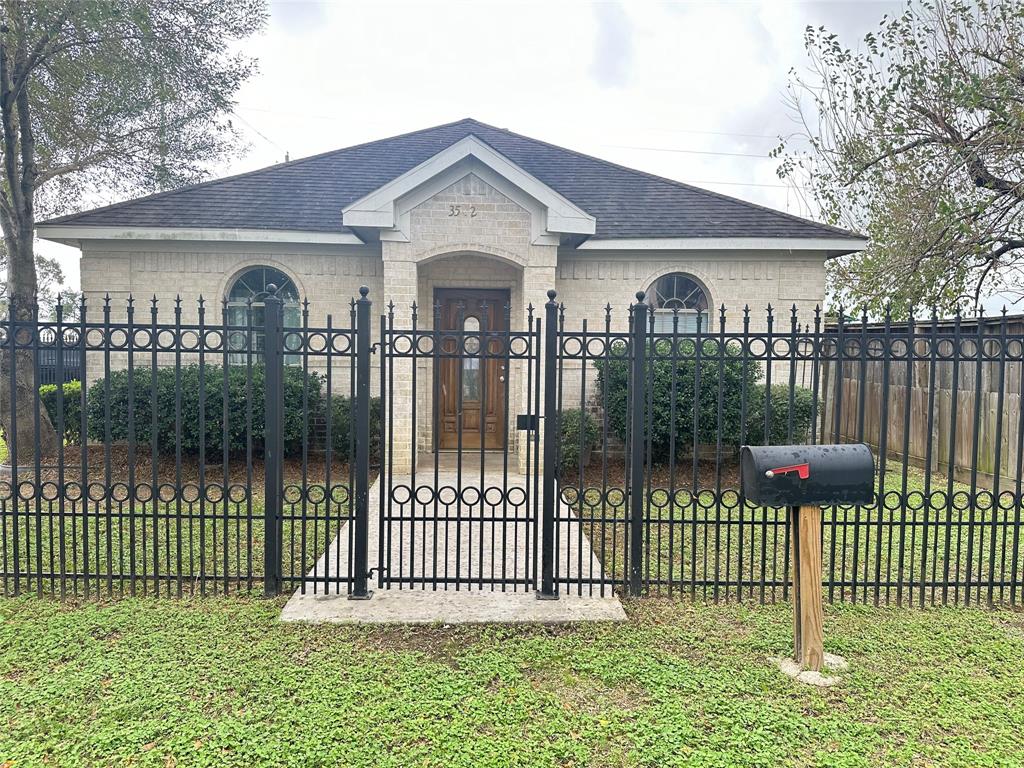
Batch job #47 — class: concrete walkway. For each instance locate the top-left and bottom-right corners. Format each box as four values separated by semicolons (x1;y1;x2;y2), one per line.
281;462;625;624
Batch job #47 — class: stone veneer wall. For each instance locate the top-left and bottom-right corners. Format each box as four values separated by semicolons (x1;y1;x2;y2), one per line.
79;240;383;387
552;250;827;413
554;251;826;332
74;185;829;466
379;172;558;469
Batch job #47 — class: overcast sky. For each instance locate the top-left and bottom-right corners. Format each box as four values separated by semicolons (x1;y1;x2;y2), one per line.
42;0;906;290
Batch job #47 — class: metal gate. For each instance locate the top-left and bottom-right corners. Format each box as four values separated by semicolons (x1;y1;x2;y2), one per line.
375;296;542;590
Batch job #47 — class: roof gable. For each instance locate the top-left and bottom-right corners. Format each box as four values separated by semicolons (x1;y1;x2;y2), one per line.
39;118;865;246
342;134;595;240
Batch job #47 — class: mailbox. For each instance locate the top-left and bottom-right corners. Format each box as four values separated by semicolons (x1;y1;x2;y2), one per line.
740;443;874;507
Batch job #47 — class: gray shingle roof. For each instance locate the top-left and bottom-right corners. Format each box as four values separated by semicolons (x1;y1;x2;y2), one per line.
41;118;861;241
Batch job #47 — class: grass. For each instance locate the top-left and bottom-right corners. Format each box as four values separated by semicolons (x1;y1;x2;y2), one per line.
3;459;1022;603
1;499;347;597
563;466;1024;606
1;598;1023;767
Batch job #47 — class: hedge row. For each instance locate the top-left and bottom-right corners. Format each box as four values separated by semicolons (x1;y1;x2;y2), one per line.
40;366;379;460
595;340;815;463
40;343;813;466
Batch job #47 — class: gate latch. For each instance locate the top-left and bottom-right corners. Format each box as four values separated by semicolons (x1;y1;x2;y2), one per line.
516;414;539;431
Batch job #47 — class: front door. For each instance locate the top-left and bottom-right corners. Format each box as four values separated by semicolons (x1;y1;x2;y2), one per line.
436;288;509;450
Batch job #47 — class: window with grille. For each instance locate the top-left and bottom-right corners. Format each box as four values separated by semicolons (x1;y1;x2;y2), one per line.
225;266;301;364
647;273;711;333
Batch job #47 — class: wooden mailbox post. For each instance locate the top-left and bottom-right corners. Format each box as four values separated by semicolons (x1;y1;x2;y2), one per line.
741;444;874;672
791;504;824;671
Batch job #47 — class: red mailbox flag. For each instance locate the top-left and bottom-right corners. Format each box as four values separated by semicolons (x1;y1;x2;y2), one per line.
765;463;810;480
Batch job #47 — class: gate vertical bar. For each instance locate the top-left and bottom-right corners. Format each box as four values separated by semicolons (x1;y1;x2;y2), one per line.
538;289;559;599
350;286;373;599
262;290;284;597
629;292;649;597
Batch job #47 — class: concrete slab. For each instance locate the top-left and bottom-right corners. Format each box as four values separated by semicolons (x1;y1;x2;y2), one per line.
281;468;626;624
280;588;626;624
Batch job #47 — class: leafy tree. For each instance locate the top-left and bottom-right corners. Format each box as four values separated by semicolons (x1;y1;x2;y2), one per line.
0;0;266;458
0;247;73;318
776;0;1024;316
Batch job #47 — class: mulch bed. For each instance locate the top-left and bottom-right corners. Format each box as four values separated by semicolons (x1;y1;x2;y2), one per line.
10;445;738;494
560;458;742;489
7;445;355;491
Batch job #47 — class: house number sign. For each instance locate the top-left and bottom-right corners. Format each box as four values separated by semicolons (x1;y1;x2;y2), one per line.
448;205;477;217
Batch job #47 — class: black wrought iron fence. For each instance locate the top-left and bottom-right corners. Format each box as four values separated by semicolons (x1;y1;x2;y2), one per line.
0;290;365;598
552;296;1024;607
1;288;1022;607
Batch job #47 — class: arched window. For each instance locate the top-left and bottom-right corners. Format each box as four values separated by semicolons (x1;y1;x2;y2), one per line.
648;273;711;333
226;266;301;364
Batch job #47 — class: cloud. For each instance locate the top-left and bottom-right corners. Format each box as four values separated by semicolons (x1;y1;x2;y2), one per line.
796;0;904;41
270;0;327;34
590;2;634;88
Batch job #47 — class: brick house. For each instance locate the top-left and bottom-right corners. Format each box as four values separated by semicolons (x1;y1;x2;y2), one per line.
38;118;865;470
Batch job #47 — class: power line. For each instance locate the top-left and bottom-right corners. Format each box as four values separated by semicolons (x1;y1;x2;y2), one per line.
236;105;338;121
231;110;289;158
679;178;806;189
234;105;804;144
650;126;793;141
606;144;771;159
230;107;805;189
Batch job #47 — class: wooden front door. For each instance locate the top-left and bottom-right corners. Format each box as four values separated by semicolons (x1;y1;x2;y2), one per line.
436;288;509;450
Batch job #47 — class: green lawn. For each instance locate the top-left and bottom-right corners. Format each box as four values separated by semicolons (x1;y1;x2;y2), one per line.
566;466;1024;606
5;462;1022;604
2;501;346;598
1;599;1022;767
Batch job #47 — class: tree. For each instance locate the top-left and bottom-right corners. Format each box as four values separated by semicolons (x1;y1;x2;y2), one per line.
776;0;1024;316
0;248;73;318
0;0;266;460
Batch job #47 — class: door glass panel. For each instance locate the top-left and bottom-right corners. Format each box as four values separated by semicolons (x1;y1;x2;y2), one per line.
463;315;480;401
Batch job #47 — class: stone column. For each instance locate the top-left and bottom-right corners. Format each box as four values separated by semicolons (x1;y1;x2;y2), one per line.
380;251;418;475
521;256;558;474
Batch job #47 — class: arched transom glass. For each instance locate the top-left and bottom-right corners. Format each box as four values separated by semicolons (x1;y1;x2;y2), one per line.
648;273;711;333
226;266;301;363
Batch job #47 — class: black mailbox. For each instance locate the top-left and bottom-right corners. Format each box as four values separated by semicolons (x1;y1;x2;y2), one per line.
740;443;874;507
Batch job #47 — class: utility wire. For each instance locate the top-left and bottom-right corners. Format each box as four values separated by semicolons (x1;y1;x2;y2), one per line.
606;144;771;159
649;126;798;141
682;178;806;189
234;105;803;145
231;106;805;189
231;110;289;159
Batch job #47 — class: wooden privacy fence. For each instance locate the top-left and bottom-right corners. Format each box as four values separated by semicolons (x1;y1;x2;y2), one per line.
819;313;1024;489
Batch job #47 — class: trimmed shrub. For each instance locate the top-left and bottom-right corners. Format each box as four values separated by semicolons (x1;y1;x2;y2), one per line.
594;340;815;463
746;384;816;446
328;395;383;463
39;380;83;444
558;408;598;472
85;364;322;457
